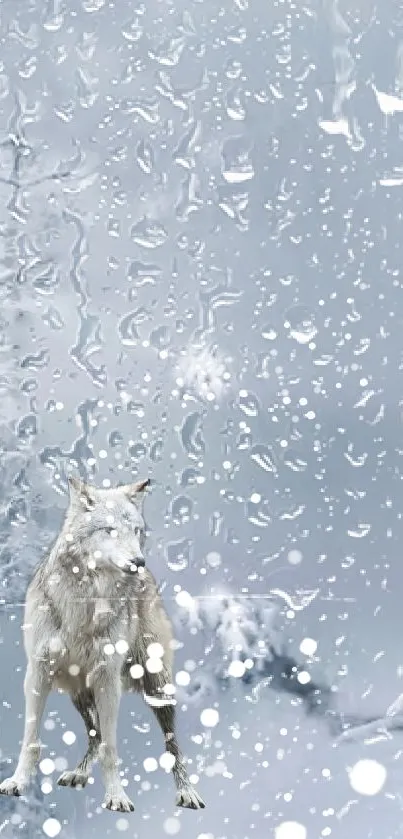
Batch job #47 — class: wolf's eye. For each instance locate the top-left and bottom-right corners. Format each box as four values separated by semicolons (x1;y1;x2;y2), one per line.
105;527;116;536
134;526;141;537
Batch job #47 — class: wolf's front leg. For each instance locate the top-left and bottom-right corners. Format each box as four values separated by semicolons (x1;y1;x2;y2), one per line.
142;668;206;809
0;660;51;796
91;666;134;812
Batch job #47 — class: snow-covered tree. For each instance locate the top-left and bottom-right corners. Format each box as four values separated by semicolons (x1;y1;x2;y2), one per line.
174;590;331;714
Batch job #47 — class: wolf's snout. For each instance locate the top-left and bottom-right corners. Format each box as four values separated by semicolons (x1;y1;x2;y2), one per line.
131;556;145;569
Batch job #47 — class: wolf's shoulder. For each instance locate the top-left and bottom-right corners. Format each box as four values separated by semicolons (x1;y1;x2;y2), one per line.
28;551;50;582
26;544;62;592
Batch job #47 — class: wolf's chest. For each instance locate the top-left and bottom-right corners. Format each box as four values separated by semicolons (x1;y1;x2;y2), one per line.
84;587;130;637
54;589;138;679
70;575;125;630
48;572;139;668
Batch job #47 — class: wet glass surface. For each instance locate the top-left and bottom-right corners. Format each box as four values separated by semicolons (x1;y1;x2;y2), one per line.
0;1;403;837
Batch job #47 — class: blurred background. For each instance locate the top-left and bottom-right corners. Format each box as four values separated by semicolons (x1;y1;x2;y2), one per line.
0;0;403;836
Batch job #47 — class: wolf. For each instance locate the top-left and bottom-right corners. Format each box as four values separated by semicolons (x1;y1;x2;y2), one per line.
0;477;205;813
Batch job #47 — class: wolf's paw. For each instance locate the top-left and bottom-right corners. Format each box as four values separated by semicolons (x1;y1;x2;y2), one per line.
57;769;89;789
0;777;27;797
104;791;135;812
176;786;205;809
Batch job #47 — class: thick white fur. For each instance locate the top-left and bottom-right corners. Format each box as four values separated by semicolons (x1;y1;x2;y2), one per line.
0;478;205;812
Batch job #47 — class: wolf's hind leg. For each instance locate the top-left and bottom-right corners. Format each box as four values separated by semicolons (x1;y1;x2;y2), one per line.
57;691;101;789
142;667;206;810
0;659;51;797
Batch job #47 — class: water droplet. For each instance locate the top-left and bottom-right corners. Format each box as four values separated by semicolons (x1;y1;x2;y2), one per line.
83;0;105;11
270;588;319;612
238;389;260;417
131;218;168;249
118;309;149;346
222;135;254;183
128;442;147;460
17;413;37;439
170;495;193;525
136;139;154;174
251;444;277;473
149;35;186;67
347;523;371;539
285;305;317;345
166;538;191;572
206;551;221;568
180;412;205;459
122;17;143;42
288;549;303;565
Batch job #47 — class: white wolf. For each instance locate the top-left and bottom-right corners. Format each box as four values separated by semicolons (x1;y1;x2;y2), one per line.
0;477;205;813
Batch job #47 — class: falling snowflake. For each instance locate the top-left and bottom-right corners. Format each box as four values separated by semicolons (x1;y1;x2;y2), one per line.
348;759;387;796
275;822;307;839
42;818;61;838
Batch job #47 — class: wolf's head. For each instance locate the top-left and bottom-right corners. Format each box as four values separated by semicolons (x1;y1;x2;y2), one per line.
64;477;151;575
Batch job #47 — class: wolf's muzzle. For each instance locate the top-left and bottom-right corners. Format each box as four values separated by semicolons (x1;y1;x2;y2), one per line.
130;556;145;570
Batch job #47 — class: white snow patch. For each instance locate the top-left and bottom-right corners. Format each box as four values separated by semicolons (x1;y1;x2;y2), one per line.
175;344;231;403
143;757;158;773
299;637;317;656
49;637;64;654
160;752;176;772
146;656;163;674
175;589;195;609
318;118;351;137
39;758;55;776
143;692;176;708
200;708;219;728
379;177;403;187
42;819;62;838
54;757;68;772
41;781;53;795
176;670;191;686
372;85;403;115
147;642;164;658
297;671;311;685
62;730;76;746
176;589;284;685
206;551;222;568
288;549;303;565
228;660;246;678
348;759;387;795
275;822;307;839
163;816;181;835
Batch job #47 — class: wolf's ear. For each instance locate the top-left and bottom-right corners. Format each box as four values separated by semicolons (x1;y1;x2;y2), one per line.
125;478;151;505
68;476;95;510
